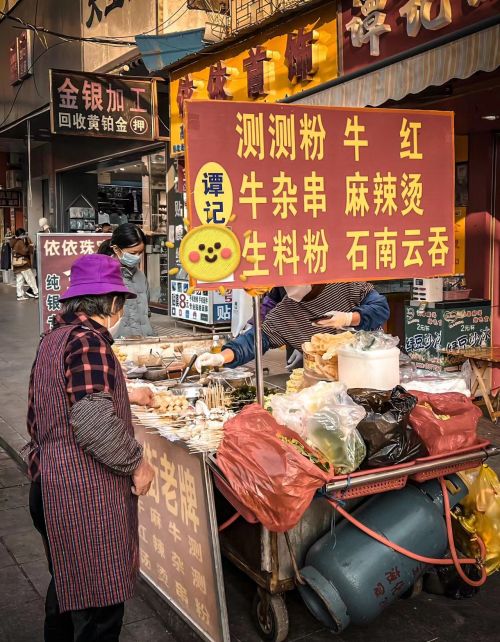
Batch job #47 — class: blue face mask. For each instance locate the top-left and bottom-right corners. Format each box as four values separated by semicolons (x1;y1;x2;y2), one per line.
120;252;141;268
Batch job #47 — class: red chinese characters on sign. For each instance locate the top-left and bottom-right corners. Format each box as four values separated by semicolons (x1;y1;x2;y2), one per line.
207;62;232;100
243;46;272;98
285;26;319;83
342;0;500;74
38;234;110;334
177;76;196;117
184;101;455;289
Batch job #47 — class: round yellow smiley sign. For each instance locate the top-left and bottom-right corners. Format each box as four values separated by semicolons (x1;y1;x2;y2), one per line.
194;162;233;226
180;225;241;282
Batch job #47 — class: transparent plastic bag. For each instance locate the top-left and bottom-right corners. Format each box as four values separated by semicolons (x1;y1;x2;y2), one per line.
349;330;400;352
269;381;346;438
458;465;500;575
306;396;366;474
402;369;471;397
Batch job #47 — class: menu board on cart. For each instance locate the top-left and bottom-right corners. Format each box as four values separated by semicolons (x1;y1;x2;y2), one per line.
37;233;110;334
182;101;455;289
135;425;230;642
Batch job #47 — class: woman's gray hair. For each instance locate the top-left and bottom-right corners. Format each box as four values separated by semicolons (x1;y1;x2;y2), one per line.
62;294;126;317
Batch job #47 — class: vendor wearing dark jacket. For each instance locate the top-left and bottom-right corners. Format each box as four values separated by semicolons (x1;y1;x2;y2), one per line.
197;282;390;370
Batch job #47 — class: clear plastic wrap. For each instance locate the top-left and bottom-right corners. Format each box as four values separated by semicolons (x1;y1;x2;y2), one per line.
348;330;400;352
269;382;366;473
401;368;471;397
269;381;346;438
307;400;366;474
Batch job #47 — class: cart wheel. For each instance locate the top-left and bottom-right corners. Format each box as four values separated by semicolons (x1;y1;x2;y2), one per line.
401;575;424;600
252;590;289;642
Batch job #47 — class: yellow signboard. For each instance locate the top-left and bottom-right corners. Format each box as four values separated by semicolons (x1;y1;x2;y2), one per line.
454;206;466;274
169;4;338;155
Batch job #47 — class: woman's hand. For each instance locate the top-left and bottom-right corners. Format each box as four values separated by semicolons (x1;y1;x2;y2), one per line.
316;311;360;329
128;386;153;407
132;458;155;496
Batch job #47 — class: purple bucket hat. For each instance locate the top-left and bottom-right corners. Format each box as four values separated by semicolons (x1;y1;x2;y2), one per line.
59;254;137;301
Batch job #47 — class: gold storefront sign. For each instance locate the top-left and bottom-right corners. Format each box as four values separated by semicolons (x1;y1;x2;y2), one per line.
169;3;338;155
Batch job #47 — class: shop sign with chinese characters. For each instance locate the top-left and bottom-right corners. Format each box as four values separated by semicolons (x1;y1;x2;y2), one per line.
181;101;455;289
50;70;158;140
169;3;338;155
171;280;233;325
342;0;500;74
37;234;110;334
135;425;229;642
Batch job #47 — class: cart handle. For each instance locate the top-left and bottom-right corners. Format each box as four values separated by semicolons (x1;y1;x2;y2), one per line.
324;445;499;494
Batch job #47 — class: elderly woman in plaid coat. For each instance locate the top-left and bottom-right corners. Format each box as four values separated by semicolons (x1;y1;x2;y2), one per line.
27;254;155;642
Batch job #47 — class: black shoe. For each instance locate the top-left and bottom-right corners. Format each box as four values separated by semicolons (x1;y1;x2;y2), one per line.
25;290;37;299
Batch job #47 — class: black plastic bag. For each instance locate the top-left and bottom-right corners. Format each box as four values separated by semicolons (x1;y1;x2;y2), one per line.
347;386;428;468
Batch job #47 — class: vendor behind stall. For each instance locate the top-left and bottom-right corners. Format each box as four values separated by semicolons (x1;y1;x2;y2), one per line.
197;282;389;370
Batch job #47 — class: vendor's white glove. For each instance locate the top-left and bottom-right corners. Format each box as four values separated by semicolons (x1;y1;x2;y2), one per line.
317;311;353;330
195;352;225;373
286;349;303;370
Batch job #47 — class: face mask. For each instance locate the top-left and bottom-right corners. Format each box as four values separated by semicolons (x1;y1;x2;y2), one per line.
119;252;141;268
285;285;312;302
107;314;123;338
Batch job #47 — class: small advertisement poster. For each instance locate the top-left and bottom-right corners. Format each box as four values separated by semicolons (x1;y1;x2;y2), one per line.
37;233;110;334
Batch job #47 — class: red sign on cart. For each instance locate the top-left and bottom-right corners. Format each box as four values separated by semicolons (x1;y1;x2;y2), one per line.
181;101;455;289
37;233;110;334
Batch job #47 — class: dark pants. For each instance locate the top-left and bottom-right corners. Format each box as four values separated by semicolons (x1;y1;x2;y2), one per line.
29;481;124;642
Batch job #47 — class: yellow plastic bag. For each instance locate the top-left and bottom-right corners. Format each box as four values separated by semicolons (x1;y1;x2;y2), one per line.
458;464;500;575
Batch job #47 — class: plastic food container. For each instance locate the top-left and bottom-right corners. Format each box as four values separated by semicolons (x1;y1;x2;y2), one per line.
303;350;338;381
337;346;400;390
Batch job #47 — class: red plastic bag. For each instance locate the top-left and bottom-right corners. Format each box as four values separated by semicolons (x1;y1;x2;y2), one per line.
408;391;482;456
216;404;330;532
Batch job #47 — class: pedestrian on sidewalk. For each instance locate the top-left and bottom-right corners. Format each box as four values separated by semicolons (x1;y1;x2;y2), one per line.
26;253;155;642
98;223;155;338
11;228;39;300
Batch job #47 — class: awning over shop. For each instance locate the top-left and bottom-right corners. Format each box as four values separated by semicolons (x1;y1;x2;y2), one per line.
135;29;206;73
295;24;500;108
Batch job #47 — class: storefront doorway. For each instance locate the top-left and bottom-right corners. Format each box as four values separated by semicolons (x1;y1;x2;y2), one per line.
57;146;171;312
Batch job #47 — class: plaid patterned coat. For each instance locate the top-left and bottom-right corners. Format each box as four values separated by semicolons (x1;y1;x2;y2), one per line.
27;313;139;612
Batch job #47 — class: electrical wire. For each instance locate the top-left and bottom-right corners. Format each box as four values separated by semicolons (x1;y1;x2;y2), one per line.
1;1;191;47
1;11;136;46
0;38;67;129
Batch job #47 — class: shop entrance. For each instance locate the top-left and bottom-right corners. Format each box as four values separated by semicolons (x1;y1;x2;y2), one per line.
57;146;170;312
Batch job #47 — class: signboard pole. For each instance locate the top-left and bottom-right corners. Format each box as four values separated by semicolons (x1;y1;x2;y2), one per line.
252;295;265;406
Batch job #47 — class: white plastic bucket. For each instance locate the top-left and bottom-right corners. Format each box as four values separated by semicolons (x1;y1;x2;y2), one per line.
337;346;400;390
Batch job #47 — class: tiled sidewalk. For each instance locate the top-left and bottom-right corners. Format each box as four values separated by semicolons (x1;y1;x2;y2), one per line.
0;448;176;641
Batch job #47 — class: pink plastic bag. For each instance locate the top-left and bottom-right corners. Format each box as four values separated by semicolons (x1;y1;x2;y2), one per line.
216;404;330;532
408;391;482;456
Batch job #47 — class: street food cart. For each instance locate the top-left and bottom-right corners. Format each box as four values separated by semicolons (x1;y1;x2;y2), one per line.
119;100;500;642
123;331;498;642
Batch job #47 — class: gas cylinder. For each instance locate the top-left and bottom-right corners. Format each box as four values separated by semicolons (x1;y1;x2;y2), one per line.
298;477;467;633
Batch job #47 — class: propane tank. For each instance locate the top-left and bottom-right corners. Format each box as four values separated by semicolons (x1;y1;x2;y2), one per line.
298;477;467;633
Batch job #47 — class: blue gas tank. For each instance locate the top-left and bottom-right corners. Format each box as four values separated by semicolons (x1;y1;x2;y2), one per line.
299;477;467;633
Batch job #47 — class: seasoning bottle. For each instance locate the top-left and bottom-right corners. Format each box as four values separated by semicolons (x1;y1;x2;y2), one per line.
211;335;222;354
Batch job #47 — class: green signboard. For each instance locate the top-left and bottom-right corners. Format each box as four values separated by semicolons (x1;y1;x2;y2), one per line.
404;302;491;371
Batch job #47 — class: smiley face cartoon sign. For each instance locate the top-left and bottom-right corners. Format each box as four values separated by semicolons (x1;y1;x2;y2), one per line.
180;225;241;282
